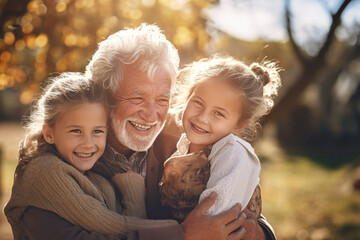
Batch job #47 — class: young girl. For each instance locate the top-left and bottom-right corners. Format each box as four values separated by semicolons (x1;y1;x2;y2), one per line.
159;55;281;221
5;72;177;239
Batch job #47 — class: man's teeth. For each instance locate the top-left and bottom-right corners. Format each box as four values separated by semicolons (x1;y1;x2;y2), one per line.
193;124;207;133
75;152;92;158
130;121;152;130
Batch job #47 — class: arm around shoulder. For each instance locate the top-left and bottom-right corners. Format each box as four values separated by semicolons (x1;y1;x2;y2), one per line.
23;206;185;240
22;206;121;240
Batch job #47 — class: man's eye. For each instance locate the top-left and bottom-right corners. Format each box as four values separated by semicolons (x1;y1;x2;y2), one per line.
193;100;202;107
129;98;144;104
157;98;169;106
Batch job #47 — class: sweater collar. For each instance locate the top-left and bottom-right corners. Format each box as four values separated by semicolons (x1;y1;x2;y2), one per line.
105;145;148;177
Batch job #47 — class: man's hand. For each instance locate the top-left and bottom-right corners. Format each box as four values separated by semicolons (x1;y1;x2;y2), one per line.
181;192;247;240
240;208;266;240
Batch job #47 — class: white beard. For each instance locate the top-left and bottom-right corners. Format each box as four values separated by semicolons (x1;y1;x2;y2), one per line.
111;116;165;151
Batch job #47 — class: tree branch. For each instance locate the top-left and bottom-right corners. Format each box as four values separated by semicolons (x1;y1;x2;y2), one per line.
285;0;308;67
263;0;355;125
317;0;353;62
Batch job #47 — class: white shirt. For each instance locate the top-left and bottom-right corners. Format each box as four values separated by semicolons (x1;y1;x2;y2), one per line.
175;133;261;215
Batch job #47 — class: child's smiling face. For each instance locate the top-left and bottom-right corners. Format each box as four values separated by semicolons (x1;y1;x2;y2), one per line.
43;103;107;173
182;77;245;153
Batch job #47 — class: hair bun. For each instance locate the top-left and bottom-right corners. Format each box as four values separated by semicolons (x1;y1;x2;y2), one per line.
250;63;270;86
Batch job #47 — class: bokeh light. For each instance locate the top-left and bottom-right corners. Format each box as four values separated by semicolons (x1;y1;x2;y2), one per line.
0;52;11;62
4;32;15;45
15;40;26;51
19;88;35;105
56;2;67;12
25;35;37;49
36;4;48;16
173;26;194;48
35;34;48;48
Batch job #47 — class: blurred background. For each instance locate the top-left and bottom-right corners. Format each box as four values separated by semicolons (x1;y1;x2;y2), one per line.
0;0;359;239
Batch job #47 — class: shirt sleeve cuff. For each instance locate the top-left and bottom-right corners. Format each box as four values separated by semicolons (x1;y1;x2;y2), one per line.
258;216;277;240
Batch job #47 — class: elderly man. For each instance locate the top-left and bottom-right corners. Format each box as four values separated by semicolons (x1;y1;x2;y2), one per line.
22;24;275;240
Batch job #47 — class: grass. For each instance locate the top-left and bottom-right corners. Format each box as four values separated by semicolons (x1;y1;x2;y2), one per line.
0;122;359;239
256;127;360;240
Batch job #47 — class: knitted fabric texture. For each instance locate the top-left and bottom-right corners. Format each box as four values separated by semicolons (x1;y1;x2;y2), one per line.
4;152;177;239
200;133;261;215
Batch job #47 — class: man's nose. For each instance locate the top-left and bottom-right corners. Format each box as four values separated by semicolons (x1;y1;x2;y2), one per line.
139;101;158;123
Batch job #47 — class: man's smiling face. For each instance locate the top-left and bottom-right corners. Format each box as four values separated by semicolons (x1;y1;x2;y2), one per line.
110;64;172;152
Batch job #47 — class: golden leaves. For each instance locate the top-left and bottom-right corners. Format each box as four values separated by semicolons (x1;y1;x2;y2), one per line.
0;0;213;104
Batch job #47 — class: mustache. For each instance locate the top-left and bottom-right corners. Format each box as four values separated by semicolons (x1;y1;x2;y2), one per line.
127;117;161;126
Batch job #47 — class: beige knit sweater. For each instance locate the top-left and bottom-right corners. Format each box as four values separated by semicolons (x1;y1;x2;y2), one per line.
4;152;177;239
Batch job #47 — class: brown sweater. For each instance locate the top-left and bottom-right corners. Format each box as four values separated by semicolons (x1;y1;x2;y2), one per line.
4;152;178;239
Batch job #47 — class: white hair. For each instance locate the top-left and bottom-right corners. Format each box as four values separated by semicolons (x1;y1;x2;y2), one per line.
85;23;180;93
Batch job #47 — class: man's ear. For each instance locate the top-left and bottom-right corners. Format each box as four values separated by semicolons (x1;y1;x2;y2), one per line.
42;124;54;144
233;119;250;135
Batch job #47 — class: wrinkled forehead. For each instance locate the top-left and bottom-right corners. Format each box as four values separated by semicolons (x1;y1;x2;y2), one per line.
116;64;172;96
125;63;174;89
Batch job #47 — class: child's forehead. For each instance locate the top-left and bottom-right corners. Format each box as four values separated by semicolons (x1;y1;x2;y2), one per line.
61;101;105;110
56;102;106;118
194;77;232;90
192;78;242;101
54;103;107;127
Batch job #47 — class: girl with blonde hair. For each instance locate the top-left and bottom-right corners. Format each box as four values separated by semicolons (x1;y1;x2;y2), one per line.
5;72;177;239
159;55;281;221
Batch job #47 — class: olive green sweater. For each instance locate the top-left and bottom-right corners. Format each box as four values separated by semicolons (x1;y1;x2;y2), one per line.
4;152;177;239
